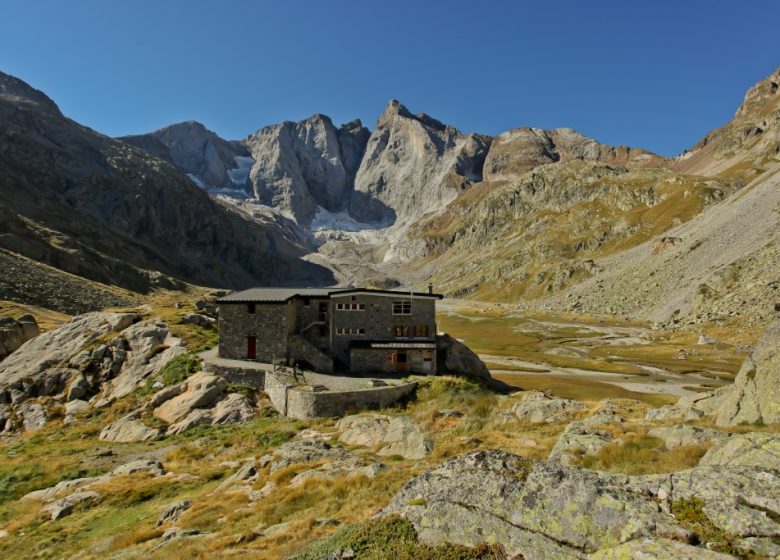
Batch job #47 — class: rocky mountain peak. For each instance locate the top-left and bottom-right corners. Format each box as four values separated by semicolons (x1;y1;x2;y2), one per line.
121;121;247;189
735;65;780;119
0;71;61;115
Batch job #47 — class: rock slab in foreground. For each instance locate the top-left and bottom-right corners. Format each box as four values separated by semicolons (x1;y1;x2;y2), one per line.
380;450;780;559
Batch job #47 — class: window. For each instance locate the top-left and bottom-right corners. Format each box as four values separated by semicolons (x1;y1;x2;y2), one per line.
414;325;430;337
391;352;407;364
394;325;410;338
422;350;433;362
392;301;412;315
336;303;365;311
247;303;256;314
303;297;310;306
336;327;365;335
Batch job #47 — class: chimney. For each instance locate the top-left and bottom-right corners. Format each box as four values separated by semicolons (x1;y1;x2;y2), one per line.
428;283;433;295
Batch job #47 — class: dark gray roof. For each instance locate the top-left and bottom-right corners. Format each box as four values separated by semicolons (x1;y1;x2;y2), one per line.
217;286;444;303
217;287;344;303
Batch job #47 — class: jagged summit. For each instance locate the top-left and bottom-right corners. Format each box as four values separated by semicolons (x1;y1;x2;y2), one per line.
0;71;61;115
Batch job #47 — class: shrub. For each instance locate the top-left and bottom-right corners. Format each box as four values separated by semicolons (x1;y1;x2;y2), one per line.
150;354;201;388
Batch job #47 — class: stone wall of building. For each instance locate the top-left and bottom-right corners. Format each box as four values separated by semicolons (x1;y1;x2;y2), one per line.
288;335;334;373
290;297;331;350
202;361;267;389
284;381;418;419
350;347;435;375
330;293;437;363
218;302;291;362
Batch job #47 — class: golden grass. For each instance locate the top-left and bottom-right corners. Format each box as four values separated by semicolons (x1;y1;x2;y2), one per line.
0;299;70;331
578;433;711;475
491;373;674;407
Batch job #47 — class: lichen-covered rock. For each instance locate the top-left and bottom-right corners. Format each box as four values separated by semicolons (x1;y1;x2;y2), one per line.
99;411;161;443
699;432;780;469
42;490;101;520
336;413;391;447
157;499;191;526
269;440;354;473
380;450;780;559
647;425;725;449
165;408;213;435
587;538;734;559
511;391;585;424
336;414;432;459
377;416;433;459
549;420;613;464
111;459;165;477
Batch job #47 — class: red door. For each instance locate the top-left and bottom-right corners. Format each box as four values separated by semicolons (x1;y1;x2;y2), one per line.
247;336;257;360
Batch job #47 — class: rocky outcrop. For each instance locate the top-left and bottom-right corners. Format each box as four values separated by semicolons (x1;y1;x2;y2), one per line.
99;411;161;443
0;314;38;360
336;413;433;459
349;100;491;228
549;420;613;465
42;490;102;520
381;450;780;559
511;390;585;424
150;371;255;435
645;319;780;426
0;311;187;431
699;432;780;470
121;121;249;189
588;538;734;559
157;499;192;526
436;334;491;379
647;424;725;449
484;127;665;181
245;114;370;224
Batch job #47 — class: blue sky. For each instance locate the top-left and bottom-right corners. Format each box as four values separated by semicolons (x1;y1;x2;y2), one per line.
2;0;778;156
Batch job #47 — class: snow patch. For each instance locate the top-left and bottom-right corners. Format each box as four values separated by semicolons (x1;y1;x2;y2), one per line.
228;155;254;186
311;207;388;232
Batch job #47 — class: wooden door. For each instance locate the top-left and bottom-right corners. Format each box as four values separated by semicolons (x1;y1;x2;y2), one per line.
247;336;257;360
395;351;408;373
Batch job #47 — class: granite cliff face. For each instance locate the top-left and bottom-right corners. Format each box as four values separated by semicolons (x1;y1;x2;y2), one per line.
121;121;250;190
0;71;332;303
244;114;370;224
348;100;492;227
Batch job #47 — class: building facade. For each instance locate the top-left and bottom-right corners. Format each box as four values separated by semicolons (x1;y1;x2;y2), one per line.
217;287;443;375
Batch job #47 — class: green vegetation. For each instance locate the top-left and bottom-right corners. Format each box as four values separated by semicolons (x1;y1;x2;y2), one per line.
292;516;508;560
148;353;201;389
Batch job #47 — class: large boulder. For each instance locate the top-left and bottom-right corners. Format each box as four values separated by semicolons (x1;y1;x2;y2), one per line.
380;450;780;559
647;425;725;449
588;538;734;559
42;490;101;520
699;432;780;469
436;334;491;379
0;314;39;360
336;413;432;459
99;411;161;443
377;416;433;460
549;420;613;465
336;413;392;447
268;440;354;473
511;390;585;424
153;372;227;424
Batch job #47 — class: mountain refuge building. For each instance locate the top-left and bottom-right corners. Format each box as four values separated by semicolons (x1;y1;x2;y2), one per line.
216;287;444;375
